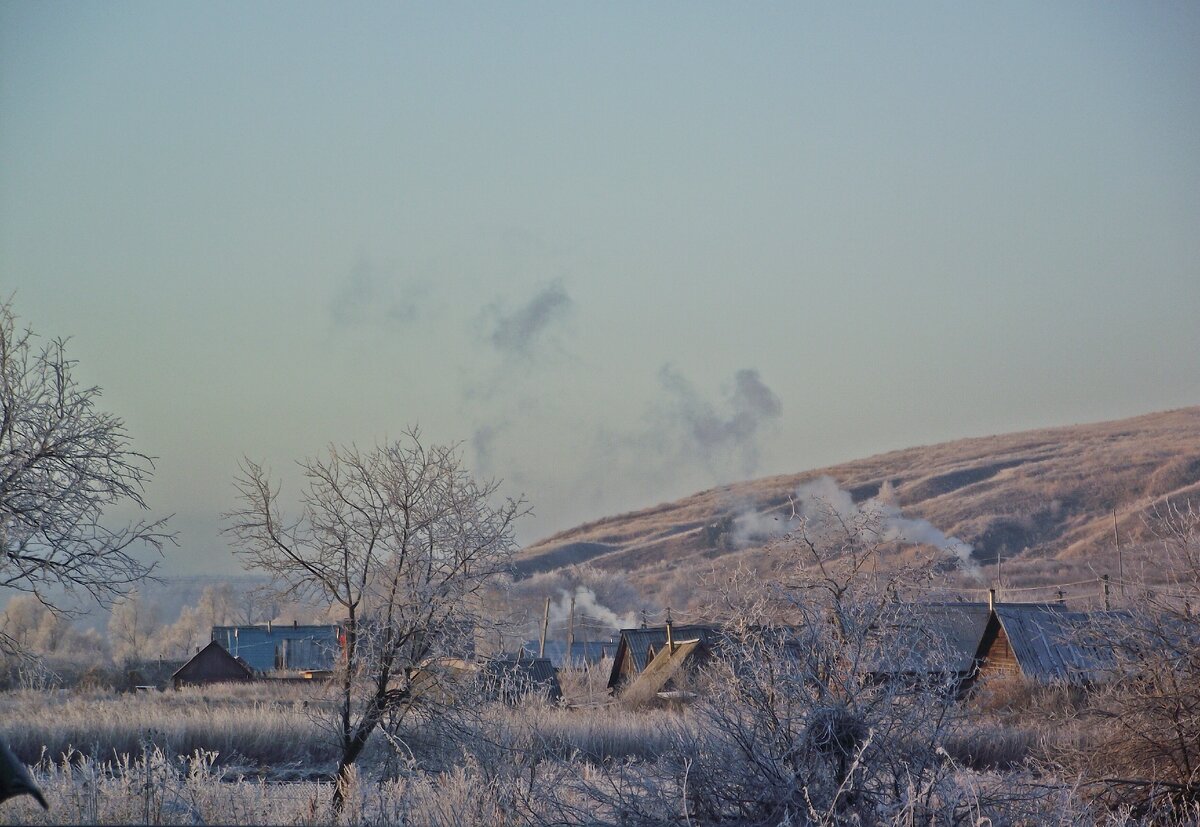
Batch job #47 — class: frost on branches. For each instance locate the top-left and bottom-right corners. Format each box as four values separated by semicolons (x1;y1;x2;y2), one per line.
0;299;171;640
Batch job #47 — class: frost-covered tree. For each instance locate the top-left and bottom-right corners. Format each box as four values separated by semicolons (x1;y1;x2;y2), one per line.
224;429;526;811
0;594;91;656
1067;499;1200;817
0;299;171;641
106;589;161;666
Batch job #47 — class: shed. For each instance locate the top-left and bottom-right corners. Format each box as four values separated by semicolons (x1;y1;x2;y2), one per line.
172;641;255;688
607;624;721;693
211;623;342;673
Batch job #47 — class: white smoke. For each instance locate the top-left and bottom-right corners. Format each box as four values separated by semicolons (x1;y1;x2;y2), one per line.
733;476;980;577
731;508;791;548
548;586;637;633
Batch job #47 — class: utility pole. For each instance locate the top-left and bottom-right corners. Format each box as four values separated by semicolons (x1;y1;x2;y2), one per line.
1113;508;1125;599
996;547;1003;599
1102;574;1111;611
538;597;550;658
565;592;576;663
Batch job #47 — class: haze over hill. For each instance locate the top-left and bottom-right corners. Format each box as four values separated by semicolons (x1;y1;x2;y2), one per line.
516;407;1200;599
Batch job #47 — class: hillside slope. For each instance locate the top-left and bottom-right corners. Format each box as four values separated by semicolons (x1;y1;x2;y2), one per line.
516;407;1200;591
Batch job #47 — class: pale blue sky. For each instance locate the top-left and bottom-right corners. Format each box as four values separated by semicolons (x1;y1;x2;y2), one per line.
2;3;1198;575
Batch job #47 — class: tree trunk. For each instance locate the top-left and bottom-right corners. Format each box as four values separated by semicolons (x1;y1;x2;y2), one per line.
331;716;380;813
331;680;392;815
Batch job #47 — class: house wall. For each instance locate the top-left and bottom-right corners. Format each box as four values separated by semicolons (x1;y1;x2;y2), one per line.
977;623;1021;680
612;647;637;689
212;625;341;672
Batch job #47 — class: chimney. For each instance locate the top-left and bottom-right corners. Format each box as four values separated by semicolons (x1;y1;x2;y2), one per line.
293;619;298;630
987;588;996;612
267;620;272;634
665;607;675;653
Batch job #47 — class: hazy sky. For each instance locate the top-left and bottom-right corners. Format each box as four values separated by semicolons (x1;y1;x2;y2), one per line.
2;3;1198;576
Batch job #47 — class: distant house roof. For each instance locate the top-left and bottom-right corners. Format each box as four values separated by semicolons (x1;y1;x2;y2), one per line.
875;602;1129;688
521;640;616;669
990;604;1123;684
620;637;705;705
603;604;1126;697
172;641;255;687
211;624;341;673
607;624;722;691
480;654;563;703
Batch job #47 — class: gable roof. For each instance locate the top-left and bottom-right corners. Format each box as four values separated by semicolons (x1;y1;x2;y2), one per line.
607;624;721;691
172;640;255;684
992;604;1123;684
877;602;993;675
620;638;705;704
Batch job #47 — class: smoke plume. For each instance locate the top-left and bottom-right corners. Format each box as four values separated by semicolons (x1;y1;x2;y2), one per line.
548;586;637;634
486;280;572;358
329;258;428;328
657;365;782;476
734;475;980;577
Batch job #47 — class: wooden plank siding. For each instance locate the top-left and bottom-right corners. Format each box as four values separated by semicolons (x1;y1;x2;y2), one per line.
975;620;1020;682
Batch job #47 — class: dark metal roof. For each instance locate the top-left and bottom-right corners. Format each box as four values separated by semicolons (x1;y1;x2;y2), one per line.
480;654;562;702
876;603;993;675
603;604;1127;692
993;604;1123;684
607;624;721;690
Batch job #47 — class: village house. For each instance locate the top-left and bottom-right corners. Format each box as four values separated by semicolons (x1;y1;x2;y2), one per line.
882;597;1126;690
480;653;563;704
607;600;1125;702
406;652;562;705
873;602;994;691
211;622;342;673
862;599;1124;692
171;640;255;689
971;602;1125;687
606;623;722;695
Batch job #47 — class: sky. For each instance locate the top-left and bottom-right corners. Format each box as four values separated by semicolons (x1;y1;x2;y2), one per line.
2;2;1198;576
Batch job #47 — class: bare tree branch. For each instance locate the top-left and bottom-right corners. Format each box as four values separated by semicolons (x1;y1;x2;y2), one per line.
0;298;173;639
222;429;528;813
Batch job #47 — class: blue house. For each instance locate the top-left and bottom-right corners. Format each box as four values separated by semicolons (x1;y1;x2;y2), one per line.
211;623;342;673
